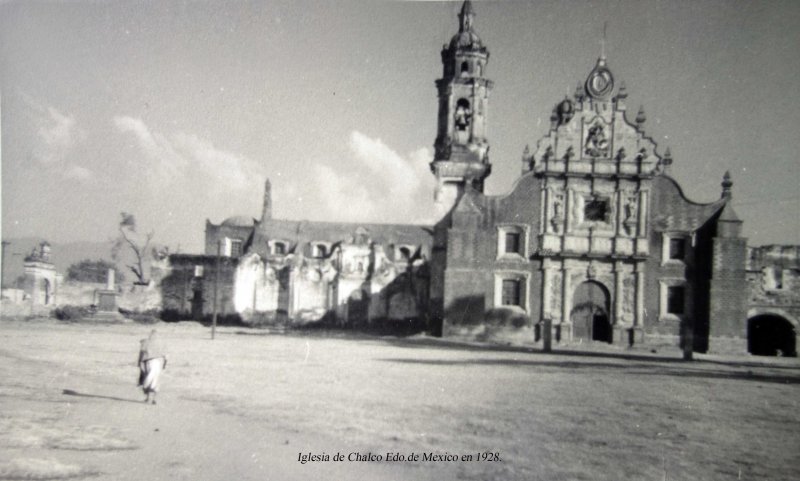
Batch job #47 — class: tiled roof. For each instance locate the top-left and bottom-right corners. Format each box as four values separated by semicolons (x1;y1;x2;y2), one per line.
651;175;726;232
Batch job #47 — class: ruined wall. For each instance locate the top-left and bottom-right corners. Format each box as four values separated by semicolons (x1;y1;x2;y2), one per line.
747;245;800;323
160;254;238;321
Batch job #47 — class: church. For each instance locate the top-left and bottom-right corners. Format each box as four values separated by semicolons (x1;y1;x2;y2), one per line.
159;1;796;356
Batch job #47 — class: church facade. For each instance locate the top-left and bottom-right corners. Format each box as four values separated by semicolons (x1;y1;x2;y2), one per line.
159;1;796;356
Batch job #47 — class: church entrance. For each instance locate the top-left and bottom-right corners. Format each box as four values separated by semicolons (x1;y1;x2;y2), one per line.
570;281;612;343
191;288;204;321
347;289;369;326
748;314;797;357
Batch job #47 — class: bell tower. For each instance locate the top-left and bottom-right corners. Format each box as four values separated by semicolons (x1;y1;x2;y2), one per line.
431;0;493;211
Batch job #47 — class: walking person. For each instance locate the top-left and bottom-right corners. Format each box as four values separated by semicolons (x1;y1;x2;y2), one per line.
138;329;167;404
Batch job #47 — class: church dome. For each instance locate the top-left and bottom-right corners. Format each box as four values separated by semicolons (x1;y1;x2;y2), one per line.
449;30;484;51
221;216;256;228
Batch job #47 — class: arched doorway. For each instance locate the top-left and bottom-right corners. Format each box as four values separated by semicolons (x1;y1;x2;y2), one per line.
748;315;796;357
347;289;369;326
42;279;52;305
571;281;612;343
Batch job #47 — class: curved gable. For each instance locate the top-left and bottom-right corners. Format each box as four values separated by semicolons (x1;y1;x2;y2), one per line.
651;175;726;232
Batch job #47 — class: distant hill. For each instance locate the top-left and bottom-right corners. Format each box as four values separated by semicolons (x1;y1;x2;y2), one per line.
1;238;115;287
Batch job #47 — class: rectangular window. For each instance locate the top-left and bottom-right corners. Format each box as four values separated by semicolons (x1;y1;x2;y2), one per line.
504;232;521;254
502;279;522;306
584;197;610;222
669;238;686;260
230;239;243;257
775;269;784;289
767;268;784;290
667;286;685;315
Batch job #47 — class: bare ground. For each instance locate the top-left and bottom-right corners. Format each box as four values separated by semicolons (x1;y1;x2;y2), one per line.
0;318;798;481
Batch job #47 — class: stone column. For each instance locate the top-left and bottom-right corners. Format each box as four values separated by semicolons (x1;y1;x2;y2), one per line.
566;189;575;233
106;268;115;291
635;266;645;326
543;188;551;233
612;261;627;345
614;261;624;324
542;260;554;319
633;263;646;344
561;267;571;327
638;191;648;235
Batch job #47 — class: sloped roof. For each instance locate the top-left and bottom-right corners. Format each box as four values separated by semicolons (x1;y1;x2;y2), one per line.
220;216;257;228
651;175;726;232
257;218;432;247
717;202;741;222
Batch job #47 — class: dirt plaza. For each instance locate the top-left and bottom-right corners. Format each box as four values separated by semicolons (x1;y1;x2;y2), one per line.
0;318;798;481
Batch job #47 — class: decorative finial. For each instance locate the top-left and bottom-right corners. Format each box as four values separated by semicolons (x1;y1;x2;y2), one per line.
459;0;476;32
574;81;584;101
564;146;575;161
662;147;673;172
721;171;733;198
635;105;646;127
601;21;608;60
617;81;627;99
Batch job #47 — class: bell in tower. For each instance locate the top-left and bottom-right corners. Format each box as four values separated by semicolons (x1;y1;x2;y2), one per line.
430;0;493;211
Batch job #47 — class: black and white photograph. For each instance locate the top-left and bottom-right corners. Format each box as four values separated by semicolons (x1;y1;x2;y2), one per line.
1;1;799;479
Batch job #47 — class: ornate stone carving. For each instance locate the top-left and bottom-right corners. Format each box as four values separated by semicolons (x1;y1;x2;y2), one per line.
623;194;638;236
585;59;615;100
584;121;610;158
550;192;565;234
542;145;554;163
622;276;635;321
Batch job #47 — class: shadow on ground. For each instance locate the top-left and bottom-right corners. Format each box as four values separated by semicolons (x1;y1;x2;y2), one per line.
378;357;800;385
62;389;144;404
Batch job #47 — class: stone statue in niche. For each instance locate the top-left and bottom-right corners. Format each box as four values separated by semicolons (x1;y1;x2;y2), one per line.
587;262;597;280
584;122;610;158
623;195;638;236
550;192;565;233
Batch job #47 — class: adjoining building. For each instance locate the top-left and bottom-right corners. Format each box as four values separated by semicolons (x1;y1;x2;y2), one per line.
160;1;797;356
160;179;432;328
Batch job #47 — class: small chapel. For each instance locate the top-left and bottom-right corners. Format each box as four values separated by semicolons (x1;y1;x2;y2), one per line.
160;1;795;356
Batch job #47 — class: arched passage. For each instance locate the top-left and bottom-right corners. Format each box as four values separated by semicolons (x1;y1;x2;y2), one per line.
747;315;796;357
570;280;612;343
347;289;369;326
43;278;52;305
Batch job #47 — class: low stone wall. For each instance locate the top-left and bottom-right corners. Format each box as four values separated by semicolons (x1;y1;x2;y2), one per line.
56;282;106;306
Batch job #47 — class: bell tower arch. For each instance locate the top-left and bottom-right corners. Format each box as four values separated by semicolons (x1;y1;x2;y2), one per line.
431;0;493;211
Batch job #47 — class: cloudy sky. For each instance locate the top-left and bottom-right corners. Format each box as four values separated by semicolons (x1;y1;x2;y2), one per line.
2;0;799;253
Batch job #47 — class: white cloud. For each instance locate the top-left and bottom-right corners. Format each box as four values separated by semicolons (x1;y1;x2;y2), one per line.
33;106;84;164
113;115;186;183
312;164;378;222
172;132;259;188
113;116;261;195
308;131;436;224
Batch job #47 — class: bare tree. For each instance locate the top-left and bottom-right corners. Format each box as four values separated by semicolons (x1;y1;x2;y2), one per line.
112;212;153;285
